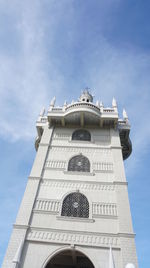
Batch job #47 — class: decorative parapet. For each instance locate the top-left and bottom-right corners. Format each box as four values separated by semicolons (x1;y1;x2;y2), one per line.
53;133;70;140
46;100;118;128
35;91;132;160
44;160;113;173
45;160;66;170
34;199;60;214
35;92;118;146
65;102;100;113
92;203;117;217
52;132;111;144
92;162;113;172
34;198;117;218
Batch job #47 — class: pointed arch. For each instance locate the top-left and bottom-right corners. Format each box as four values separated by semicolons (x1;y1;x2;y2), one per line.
68;154;90;172
61;192;89;218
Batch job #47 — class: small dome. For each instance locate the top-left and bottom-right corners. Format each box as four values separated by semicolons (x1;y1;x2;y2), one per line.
79;89;93;103
125;263;135;268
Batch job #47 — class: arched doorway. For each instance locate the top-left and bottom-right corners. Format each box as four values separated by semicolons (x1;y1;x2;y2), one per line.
45;249;94;268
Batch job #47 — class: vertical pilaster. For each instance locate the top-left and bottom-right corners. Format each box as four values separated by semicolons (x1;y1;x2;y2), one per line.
111;129;126;182
115;183;139;268
2;126;54;268
120;237;138;268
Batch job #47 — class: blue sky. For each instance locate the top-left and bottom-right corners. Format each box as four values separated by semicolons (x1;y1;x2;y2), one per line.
0;0;150;266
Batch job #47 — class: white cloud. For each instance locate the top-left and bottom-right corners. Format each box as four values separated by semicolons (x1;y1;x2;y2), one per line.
0;0;66;141
80;38;150;174
0;0;150;175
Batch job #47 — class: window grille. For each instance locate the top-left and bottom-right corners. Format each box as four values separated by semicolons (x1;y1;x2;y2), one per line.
72;129;91;141
68;155;90;172
61;192;89;218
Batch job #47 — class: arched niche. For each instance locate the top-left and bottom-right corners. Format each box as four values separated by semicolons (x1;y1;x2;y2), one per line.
61;192;89;218
68;155;90;172
45;249;95;268
72;129;91;141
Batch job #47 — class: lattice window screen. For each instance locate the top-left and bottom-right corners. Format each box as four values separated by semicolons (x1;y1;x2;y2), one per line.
61;192;89;218
72;129;91;141
68;155;90;172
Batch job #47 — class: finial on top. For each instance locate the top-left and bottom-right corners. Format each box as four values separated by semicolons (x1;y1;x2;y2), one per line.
100;101;103;107
50;96;56;107
39;107;45;117
64;100;67;106
112;97;117;107
63;100;67;111
123;109;128;119
96;100;100;107
79;88;93;103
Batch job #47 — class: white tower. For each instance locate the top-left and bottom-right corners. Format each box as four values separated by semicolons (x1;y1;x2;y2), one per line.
3;90;138;268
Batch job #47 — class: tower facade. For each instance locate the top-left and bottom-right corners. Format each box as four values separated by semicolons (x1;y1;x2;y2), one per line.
3;91;138;268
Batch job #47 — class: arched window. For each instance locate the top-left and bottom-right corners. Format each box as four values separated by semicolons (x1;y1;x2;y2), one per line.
61;192;89;218
72;129;91;141
68;155;90;172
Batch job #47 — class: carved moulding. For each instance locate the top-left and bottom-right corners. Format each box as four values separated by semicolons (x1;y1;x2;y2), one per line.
41;179;115;191
27;228;120;248
50;145;111;154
